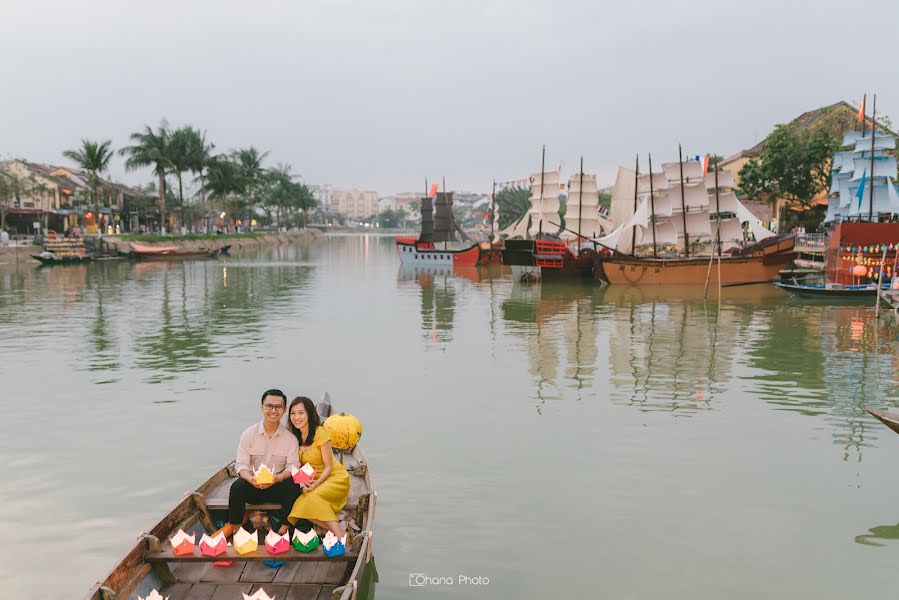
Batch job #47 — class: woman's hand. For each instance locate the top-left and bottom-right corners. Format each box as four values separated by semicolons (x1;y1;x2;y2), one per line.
302;480;319;492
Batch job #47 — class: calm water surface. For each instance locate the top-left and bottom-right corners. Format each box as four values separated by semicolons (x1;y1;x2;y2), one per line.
3;234;899;599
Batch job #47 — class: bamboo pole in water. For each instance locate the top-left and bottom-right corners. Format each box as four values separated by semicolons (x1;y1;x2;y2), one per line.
876;245;888;317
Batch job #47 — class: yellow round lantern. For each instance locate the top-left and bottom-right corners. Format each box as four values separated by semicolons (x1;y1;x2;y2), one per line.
324;413;363;450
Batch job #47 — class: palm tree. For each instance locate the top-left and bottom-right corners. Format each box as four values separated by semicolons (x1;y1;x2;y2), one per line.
206;157;244;229
232;146;269;228
62;139;114;235
120;122;171;234
184;128;215;231
167;127;194;231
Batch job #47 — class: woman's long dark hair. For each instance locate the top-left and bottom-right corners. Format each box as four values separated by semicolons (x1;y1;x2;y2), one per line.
288;396;320;447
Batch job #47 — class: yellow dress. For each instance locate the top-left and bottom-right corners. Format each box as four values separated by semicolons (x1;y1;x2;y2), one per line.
288;427;351;523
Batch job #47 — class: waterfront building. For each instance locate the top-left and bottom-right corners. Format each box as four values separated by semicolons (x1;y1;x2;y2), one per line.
0;160;145;235
330;189;379;220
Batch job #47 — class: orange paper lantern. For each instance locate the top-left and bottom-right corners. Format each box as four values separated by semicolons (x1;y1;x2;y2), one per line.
853;265;867;277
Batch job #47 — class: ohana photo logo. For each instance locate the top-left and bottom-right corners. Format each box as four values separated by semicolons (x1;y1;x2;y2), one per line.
409;573;491;587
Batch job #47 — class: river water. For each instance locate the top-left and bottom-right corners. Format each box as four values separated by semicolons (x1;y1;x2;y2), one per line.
2;234;899;599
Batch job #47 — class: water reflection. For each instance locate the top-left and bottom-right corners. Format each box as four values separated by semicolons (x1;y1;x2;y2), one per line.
0;252;314;385
501;282;602;407
856;521;899;546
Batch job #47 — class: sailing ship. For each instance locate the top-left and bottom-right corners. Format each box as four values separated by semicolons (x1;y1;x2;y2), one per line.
395;190;481;267
597;148;795;285
498;152;608;281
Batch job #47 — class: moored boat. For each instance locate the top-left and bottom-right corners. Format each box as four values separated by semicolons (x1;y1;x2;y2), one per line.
31;252;92;265
395;189;481;267
130;242;230;260
84;394;376;600
597;149;793;285
774;280;885;298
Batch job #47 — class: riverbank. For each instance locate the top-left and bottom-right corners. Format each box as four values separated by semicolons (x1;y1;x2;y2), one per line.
0;229;322;271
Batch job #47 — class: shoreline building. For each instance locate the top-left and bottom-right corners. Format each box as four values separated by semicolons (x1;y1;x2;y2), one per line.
0;160;146;235
330;189;379;220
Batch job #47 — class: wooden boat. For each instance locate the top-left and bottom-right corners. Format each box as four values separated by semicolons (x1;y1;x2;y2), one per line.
85;394;377;600
773;280;885;298
396;190;481;267
31;253;92;265
501;239;599;281
865;407;899;435
130;242;230;260
601;235;795;285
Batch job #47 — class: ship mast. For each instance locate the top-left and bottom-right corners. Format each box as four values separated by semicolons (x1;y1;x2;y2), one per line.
631;154;639;255
869;94;877;222
490;180;496;242
678;144;689;258
577;156;584;244
648;154;658;258
538;145;545;238
714;157;722;256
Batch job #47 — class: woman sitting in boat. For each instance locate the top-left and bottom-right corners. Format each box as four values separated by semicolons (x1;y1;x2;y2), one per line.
286;396;351;538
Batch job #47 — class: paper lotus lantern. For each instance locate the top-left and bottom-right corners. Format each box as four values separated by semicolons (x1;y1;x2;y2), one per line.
199;532;227;557
254;464;275;485
265;530;290;555
853;265;867;277
233;527;259;555
291;463;315;485
292;528;320;552
138;591;169;600
322;531;346;558
242;590;276;600
323;413;363;450
169;529;195;556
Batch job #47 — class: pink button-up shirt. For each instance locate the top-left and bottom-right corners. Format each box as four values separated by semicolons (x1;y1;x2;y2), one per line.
235;421;300;476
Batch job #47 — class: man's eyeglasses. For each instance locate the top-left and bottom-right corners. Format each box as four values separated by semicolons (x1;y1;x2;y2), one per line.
263;403;285;412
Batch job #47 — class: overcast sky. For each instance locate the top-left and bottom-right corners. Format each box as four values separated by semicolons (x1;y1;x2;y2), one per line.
2;0;897;195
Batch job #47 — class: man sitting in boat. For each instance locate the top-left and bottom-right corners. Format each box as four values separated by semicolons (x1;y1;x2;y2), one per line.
215;389;301;538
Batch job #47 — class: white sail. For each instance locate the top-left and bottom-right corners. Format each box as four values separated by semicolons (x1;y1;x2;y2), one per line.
712;218;745;248
528;170;562;237
851;156;898;181
639;220;677;247
703;170;734;190
708;190;739;214
847;178;899;217
498;213;530;240
853;133;897;153
661;160;703;182
830;171;851;195
735;201;774;241
609;167;636;228
636;172;668;194
825;196;845;223
842;130;868;147
563;173;605;240
663;182;709;211
670;211;713;238
648;191;673;217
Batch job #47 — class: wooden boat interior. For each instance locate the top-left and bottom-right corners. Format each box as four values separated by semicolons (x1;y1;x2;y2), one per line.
85;396;375;600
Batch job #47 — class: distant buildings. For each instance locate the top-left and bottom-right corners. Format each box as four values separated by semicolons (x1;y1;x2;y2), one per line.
329;189;379;220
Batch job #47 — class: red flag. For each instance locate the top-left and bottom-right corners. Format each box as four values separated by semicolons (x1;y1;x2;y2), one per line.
858;94;866;122
429;183;438;197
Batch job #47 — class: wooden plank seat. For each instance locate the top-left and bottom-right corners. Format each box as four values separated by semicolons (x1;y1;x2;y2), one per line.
204;476;360;512
146;545;359;563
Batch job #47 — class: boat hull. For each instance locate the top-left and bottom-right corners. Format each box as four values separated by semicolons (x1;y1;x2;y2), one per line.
395;237;481;267
31;254;92;265
501;239;597;281
773;281;881;298
866;407;899;436
601;236;794;285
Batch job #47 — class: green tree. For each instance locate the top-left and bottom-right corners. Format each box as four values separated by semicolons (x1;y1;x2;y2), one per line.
206;157;245;227
736;158;774;202
62;139;114;232
741;123;840;206
184;128;215;230
0;170;24;230
378;207;407;228
495;186;530;230
166;127;194;230
232;146;270;226
120;122;172;233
